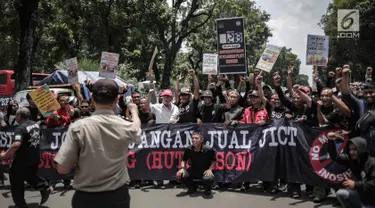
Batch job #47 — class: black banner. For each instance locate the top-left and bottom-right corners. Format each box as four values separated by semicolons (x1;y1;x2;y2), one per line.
0;96;13;112
0;119;354;187
216;17;247;74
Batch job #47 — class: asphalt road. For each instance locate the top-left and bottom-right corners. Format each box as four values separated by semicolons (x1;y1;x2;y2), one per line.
0;179;340;208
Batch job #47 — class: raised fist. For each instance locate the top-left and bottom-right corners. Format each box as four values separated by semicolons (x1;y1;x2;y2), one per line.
188;69;195;75
328;71;335;77
256;75;263;86
342;67;350;75
293;84;300;92
240;76;246;84
273;74;281;87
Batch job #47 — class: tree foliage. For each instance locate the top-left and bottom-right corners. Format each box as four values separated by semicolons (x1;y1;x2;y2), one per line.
319;0;375;82
186;0;272;73
0;0;311;91
260;47;308;87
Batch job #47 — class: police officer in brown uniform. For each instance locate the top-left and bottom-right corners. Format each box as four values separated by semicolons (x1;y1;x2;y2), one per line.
54;79;142;208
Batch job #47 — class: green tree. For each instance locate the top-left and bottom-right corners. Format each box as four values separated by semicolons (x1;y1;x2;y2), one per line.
13;0;40;91
262;47;308;87
186;0;272;74
0;1;19;70
319;0;375;82
156;0;217;89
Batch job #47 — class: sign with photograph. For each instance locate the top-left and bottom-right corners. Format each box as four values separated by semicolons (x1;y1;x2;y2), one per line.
66;57;78;83
255;45;282;72
306;35;329;66
99;52;120;79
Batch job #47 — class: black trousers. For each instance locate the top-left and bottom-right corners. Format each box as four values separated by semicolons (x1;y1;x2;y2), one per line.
72;184;130;208
180;168;214;190
9;164;48;207
0;168;5;181
288;182;301;194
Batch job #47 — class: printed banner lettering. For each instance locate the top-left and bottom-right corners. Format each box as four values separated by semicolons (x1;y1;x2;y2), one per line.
0;119;357;187
0;96;13;112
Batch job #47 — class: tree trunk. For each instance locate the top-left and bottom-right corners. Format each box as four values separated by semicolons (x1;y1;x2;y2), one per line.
14;0;39;92
161;53;173;89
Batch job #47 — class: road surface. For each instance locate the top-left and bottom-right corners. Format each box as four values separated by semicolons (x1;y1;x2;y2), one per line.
0;179;340;208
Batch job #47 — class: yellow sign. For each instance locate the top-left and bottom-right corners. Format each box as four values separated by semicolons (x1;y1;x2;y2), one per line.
29;85;61;117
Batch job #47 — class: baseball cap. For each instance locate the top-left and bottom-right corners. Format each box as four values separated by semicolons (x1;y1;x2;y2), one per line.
161;89;173;97
180;87;191;95
92;79;119;104
202;90;213;98
300;87;310;94
262;85;272;91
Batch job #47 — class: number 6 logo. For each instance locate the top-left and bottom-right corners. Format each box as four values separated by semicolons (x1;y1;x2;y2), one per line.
341;11;356;30
337;9;359;32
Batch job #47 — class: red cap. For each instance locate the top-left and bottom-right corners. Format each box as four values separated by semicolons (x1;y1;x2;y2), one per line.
300;87;310;94
161;89;173;97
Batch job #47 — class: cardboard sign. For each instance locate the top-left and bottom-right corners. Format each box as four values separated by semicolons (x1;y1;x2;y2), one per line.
255;45;282;72
66;57;79;83
216;17;247;74
99;52;120;79
306;35;329;66
202;53;218;75
29;85;61;117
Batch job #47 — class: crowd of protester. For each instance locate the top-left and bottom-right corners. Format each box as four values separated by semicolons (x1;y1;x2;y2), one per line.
0;65;374;207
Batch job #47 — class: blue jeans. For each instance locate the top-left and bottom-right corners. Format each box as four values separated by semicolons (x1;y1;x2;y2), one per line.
336;189;375;208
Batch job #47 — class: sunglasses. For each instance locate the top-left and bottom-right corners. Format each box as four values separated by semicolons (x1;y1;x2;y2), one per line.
81;106;89;108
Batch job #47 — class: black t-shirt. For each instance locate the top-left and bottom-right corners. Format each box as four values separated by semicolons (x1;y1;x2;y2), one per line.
265;100;289;119
13;120;41;167
317;103;334;116
275;86;317;126
289;104;317;126
198;103;228;122
223;104;244;123
139;110;156;124
177;99;199;123
183;145;216;174
326;110;350;130
27;106;42;122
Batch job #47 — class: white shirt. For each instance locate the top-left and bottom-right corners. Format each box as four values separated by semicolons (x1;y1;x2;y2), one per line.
150;103;179;124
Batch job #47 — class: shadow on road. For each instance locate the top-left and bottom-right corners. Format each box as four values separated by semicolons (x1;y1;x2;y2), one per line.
175;190;215;199
312;198;340;208
2;190;11;198
8;203;49;208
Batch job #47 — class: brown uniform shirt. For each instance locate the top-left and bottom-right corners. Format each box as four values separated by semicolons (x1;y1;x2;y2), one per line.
54;109;141;192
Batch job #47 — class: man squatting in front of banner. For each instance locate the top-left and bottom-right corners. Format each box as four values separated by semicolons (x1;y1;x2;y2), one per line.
176;131;216;196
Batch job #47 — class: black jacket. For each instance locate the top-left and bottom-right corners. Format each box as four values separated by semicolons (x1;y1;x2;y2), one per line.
328;137;375;205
